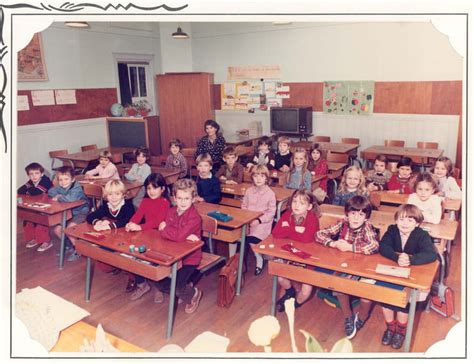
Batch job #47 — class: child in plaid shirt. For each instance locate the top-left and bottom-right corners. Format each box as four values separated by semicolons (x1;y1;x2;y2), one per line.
315;195;379;340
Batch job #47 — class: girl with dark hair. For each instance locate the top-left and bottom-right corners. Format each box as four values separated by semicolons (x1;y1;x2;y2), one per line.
195;119;227;169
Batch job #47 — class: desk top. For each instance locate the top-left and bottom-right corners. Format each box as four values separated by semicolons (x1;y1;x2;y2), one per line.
221;182;294;202
57;147;135;163
51;321;147;352
253;235;438;291
319;204;458;241
361;145;444;160
225;134;263;146
195;201;262;229
372;191;461;212
76;175;143;192
66;223;203;266
17;194;85;215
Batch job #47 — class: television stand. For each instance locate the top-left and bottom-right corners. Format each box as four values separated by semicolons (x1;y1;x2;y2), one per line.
298;134;312;141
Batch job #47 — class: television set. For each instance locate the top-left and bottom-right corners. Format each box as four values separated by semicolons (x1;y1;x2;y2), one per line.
270;106;313;135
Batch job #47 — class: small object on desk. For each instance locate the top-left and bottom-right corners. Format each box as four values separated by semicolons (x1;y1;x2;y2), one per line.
375;263;411;278
281;243;311;259
138;245;146;253
259;244;266;249
17;197;23;204
129;244;135;253
207;210;233;222
83;231;106;240
341;262;348;268
269;244;274;249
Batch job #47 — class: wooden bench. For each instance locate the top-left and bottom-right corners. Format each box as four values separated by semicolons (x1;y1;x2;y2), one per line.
197;252;226;274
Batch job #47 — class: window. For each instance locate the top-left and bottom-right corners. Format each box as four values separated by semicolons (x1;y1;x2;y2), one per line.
117;61;153;111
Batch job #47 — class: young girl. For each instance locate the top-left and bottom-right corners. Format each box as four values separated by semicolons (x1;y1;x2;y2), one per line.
125;173;171;300
332;166;368;207
379;204;437;350
366;154;392;192
241;165;276;275
432;157;462;200
308;143;328;202
387;157;416;194
284;147;312;191
85;150;120;180
124;147;152;208
165;138;188;178
273;189;320;312
407;172;443;224
247;136;275;171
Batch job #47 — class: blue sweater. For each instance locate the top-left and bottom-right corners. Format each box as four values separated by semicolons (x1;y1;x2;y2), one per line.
48;180;89;215
197;174;221;204
284;167;312;190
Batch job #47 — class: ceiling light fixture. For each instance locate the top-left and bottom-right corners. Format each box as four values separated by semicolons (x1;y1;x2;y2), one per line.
65;21;89;28
172;26;189;39
272;21;292;26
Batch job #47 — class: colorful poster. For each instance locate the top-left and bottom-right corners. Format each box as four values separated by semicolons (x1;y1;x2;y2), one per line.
221;83;236;110
276;85;290;98
323;81;374;115
248;81;262;94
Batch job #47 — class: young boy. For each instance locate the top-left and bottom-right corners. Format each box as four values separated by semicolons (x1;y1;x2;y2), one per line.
274;136;293;172
18;162;53;249
85;150;120;180
195;153;221;203
366;154;392;192
48;166;89;255
247;136;275;170
124;147;152;208
165;138;188;178
315;195;379;339
379;204;437;349
216;146;244;184
387;156;416;194
156;178;203;314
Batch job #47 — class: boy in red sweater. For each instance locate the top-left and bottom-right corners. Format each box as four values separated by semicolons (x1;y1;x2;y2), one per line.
156;178;203;314
272;189;320;312
387;156;416;194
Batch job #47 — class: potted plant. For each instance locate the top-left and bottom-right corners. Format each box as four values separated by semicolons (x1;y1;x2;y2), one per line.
125;100;152;117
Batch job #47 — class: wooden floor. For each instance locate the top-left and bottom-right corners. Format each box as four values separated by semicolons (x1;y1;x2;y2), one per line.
15;220;463;354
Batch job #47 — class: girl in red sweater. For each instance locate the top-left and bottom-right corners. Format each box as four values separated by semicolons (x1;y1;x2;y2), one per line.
308;143;329;202
272;189;320;312
125;173;170;300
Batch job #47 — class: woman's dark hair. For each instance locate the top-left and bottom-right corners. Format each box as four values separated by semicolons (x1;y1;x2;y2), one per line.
204;119;220;133
143;173;169;200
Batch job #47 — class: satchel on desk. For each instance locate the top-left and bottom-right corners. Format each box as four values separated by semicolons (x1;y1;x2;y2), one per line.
217;253;244;308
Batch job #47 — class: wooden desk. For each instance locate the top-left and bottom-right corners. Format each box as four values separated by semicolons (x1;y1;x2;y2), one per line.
328;161;347;173
66;223;203;339
194;201;262;295
120;164;181;185
76;175;143;199
225;134;263;147
221;182;294;219
52;321;147;352
253;236;439;352
56;147;135;170
17;194;85;269
361;145;444;166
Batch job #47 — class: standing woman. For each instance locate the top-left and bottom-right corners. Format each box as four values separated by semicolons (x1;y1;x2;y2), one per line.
195;120;226;170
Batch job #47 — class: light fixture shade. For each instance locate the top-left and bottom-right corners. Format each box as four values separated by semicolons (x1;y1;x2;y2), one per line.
65;21;89;28
172;26;189;39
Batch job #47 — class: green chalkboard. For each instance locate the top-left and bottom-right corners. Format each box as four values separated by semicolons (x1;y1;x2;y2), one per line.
107;118;149;148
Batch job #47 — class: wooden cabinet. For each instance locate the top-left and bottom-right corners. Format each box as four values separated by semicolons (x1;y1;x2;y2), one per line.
156;72;215;150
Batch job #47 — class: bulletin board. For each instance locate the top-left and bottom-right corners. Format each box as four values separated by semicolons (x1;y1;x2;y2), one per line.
323;81;374;115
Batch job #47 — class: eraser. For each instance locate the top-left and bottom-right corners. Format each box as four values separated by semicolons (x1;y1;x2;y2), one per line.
341;262;348;268
259;244;266;249
269;244;275;248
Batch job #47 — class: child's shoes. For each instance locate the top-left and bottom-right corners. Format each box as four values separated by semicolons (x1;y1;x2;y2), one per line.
37;242;53;252
25;240;38;249
185;288;202;314
67;250;81;262
131;282;151;301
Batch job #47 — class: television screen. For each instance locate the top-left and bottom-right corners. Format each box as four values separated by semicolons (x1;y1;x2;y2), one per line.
272;109;298;132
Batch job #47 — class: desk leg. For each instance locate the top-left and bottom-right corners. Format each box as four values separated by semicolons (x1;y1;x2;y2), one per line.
166;262;178;339
271;275;278;316
404;288;418;353
236;224;247;296
85;257;91;302
59;211;67;269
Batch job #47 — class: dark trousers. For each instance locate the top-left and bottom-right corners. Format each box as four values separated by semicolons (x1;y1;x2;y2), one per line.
155;265;197;304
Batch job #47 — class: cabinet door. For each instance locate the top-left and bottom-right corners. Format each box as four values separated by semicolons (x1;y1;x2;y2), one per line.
156;73;215;150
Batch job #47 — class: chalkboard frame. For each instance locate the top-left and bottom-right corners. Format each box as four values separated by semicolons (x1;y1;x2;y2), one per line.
106;117;150;149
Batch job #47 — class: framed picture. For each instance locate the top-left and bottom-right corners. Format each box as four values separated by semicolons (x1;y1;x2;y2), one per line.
18;33;48;81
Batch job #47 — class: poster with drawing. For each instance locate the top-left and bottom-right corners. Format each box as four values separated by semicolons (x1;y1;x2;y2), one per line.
323;81;374;115
18;33;48;81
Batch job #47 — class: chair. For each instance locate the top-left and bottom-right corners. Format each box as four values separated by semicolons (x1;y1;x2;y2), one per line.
81;144;98;152
82;183;104;211
452;167;460;179
340;138;361;166
182;147;197;177
49;149;69;175
341;137;360;145
149;155;167;167
313;136;331;143
415;142;439;170
202;215;218;254
326;151;349;191
384;140;405;147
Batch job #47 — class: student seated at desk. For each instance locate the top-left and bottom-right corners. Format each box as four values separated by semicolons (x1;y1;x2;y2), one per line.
407;172;443;224
156;179;203;314
284;148;312;191
195;153;221;204
379;204;438;350
85;150;120;180
387;157;416;194
125;173;170;300
274;136;292;173
308;143;328;203
124;147;152;208
315;196;379;339
241;165;276;275
432;157;462;200
216;146;244;185
366;154;392;192
246;136;275;171
332;166;368;207
273;189;320;312
165;138;188;178
18;162;53;250
48;166;89;256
